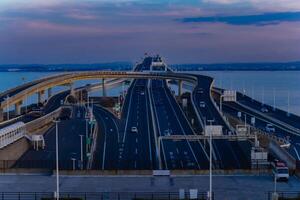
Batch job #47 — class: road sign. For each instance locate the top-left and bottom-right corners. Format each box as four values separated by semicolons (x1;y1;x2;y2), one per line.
223;90;237;102
205;125;223;136
86;137;91;145
251;117;255;125
237;111;242;118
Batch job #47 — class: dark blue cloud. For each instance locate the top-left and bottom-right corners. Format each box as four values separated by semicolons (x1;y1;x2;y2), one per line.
181;12;300;26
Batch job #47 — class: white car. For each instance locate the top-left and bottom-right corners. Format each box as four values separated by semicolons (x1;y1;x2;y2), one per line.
272;160;289;181
131;127;138;133
261;107;269;113
266;124;275;132
197;89;204;94
199;101;206;108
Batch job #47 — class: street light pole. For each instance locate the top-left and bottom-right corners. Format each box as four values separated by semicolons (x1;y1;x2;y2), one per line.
273;88;276;111
85;118;88;155
53;119;60;200
287;91;290;117
262;87;265;106
207;119;214;200
79;135;84;169
6;95;9;120
219;95;224;114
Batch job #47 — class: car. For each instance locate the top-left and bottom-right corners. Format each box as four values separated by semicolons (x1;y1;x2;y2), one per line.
261;107;269;113
164;129;172;136
272;160;289;181
266;123;275;132
131;127;138;133
197;89;204;93
199;101;205;108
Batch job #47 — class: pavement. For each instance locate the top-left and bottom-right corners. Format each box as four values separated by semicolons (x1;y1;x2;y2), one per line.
0;174;299;200
192;75;251;169
15;106;88;170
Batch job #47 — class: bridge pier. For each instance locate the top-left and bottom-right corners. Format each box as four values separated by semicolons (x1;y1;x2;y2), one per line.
47;88;52;98
69;83;75;96
178;80;183;96
102;78;106;97
14;100;23;116
37;90;45;104
0;108;3;122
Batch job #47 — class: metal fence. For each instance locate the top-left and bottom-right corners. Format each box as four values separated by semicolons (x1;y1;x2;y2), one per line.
267;191;300;200
0;192;210;200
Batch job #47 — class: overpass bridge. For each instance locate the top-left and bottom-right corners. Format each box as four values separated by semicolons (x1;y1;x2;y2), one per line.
0;71;198;121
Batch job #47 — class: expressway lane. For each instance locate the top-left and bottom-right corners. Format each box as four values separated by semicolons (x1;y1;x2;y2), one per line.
150;79;208;170
193;75;251;169
222;102;300;160
15;106;87;170
237;92;300;130
92;105;120;169
43;90;70;114
117;57;156;169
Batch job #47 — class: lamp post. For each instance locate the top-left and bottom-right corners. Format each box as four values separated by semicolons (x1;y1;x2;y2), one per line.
53;119;60;200
206;119;214;200
6;95;9;120
273;88;276;111
287;91;290;117
79;135;84;169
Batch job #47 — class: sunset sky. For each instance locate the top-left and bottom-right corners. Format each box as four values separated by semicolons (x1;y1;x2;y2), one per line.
0;0;300;64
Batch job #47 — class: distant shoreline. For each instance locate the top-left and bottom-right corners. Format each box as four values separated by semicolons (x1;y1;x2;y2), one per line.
0;61;300;72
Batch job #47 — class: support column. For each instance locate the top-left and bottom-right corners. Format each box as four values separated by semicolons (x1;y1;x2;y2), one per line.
47;88;52;98
102;78;106;97
0;108;3;122
14;100;23;116
69;83;75;96
37;90;45;104
178;80;183;96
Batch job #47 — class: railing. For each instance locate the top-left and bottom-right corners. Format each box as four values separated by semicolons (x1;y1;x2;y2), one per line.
267;191;300;200
0;192;210;200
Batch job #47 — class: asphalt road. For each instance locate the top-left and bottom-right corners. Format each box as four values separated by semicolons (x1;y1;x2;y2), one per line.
92;105;120;169
150;79;209;170
192;75;251;169
15;106;88;170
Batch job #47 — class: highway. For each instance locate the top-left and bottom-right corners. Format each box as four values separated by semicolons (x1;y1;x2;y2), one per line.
92;105;120;170
15;106;88;170
221;100;300;161
118;57;156;169
192;75;251;169
4;55;300;171
211;88;300;160
237;92;300;130
43;90;70;114
150;79;209;169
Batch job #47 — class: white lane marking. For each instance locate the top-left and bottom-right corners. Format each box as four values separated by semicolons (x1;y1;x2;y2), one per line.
294;147;300;160
123;80;138;143
163;82;201;169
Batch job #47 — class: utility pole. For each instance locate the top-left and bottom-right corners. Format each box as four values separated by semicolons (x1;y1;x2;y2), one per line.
273;88;276;111
6;95;9;120
287;91;290;117
79;135;84;169
207;119;214;200
262;87;265;106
